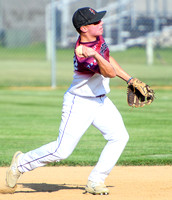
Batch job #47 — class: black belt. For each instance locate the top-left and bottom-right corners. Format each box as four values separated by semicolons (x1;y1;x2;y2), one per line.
96;94;105;98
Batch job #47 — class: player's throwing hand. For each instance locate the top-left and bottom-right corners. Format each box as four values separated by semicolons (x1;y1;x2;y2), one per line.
76;45;96;58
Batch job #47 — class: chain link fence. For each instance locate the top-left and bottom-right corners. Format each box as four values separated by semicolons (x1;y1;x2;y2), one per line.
0;0;172;87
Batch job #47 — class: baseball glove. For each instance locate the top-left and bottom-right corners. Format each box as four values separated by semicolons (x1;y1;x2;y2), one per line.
127;78;155;107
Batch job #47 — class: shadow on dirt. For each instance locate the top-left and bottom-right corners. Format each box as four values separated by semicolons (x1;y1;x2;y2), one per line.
16;183;85;193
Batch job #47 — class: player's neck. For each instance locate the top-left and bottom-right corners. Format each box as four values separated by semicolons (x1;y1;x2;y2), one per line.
80;34;97;43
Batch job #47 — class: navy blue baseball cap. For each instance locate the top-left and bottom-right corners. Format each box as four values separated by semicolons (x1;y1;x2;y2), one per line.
72;7;106;29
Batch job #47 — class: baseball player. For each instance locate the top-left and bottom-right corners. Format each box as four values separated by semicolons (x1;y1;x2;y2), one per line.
6;7;134;195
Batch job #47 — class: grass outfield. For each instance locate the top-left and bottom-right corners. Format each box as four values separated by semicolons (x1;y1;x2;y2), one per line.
0;88;171;166
0;46;172;166
0;46;172;87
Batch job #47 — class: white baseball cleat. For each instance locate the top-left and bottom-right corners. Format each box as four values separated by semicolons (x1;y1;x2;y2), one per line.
6;151;23;188
84;180;109;195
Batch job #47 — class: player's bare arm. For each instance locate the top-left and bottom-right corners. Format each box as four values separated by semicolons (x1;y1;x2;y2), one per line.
109;56;133;83
95;52;116;78
82;46;116;78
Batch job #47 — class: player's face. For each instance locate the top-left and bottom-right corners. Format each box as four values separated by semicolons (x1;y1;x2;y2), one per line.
86;20;104;37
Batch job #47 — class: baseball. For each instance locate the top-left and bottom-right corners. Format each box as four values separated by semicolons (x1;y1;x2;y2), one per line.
75;45;84;57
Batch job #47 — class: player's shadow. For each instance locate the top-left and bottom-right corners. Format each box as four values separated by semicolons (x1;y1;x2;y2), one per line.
16;183;85;193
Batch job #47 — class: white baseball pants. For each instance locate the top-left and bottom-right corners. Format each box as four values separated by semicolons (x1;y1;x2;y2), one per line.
18;91;129;183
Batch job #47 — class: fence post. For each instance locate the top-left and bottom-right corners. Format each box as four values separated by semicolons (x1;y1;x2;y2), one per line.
51;0;56;88
146;36;154;66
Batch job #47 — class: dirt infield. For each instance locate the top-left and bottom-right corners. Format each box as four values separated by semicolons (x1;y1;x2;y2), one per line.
0;166;172;200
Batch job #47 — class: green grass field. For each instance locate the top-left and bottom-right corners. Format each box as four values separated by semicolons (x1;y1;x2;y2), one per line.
0;45;172;87
0;45;172;166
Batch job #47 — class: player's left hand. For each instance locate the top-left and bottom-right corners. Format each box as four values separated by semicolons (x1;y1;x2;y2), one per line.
127;78;155;107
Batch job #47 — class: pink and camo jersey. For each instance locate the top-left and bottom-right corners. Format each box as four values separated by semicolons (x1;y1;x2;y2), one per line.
67;35;110;97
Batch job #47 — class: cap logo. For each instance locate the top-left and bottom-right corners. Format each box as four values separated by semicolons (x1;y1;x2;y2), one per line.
89;8;95;15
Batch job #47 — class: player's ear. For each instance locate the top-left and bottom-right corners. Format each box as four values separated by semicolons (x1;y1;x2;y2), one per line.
80;26;88;33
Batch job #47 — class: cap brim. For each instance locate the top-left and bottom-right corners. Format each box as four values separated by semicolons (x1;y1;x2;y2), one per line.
84;11;106;26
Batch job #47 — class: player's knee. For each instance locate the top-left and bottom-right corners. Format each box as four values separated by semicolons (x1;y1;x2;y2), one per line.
60;154;69;160
115;130;129;144
52;149;72;161
124;132;129;144
121;128;129;141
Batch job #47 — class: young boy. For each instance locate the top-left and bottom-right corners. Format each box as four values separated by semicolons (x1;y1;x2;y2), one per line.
6;7;134;195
